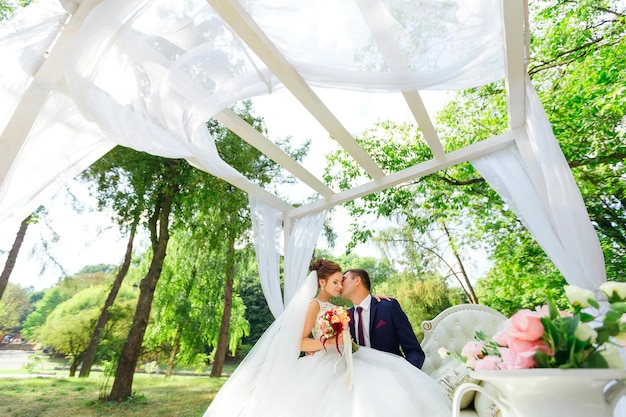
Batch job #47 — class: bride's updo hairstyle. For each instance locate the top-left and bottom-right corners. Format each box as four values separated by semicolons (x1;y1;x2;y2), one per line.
309;259;342;281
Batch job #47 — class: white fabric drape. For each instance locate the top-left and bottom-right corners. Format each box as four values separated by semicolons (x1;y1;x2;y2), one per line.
283;210;328;304
0;1;115;231
1;0;506;233
471;78;606;291
249;196;327;317
249;195;283;318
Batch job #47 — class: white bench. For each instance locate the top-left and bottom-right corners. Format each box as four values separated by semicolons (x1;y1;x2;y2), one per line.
421;304;507;417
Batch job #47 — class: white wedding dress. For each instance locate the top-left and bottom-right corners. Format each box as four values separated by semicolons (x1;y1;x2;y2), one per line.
203;272;451;417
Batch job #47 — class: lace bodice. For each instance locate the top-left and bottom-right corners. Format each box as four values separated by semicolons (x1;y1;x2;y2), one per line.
311;299;337;340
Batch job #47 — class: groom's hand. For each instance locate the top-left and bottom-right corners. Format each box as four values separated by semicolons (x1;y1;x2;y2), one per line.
373;294;395;302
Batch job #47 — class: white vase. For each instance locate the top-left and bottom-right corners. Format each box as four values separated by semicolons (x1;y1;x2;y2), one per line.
452;369;626;417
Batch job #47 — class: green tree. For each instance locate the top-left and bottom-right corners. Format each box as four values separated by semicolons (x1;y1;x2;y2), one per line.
374;273;462;340
84;147;192;401
529;0;626;280
0;214;32;301
21;287;68;340
79;222;138;377
238;253;274;349
144;231;250;376
0;283;32;334
324;120;488;302
35;284;136;376
474;233;568;317
201;101;303;377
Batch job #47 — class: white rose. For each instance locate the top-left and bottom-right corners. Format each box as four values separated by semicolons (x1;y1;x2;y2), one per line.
599;344;625;369
600;282;626;300
437;347;450;358
573;322;597;343
564;285;596;308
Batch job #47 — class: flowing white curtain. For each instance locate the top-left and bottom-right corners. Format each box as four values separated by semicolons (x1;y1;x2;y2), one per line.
249;196;327;317
283;210;328;304
1;0;506;233
249;195;283;318
471;78;606;291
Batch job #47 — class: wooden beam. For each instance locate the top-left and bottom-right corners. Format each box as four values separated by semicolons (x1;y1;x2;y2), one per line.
287;129;520;219
356;0;445;159
502;0;527;128
215;108;335;198
402;91;445;159
206;0;385;180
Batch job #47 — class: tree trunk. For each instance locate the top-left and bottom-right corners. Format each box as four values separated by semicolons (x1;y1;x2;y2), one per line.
69;354;82;377
210;235;235;377
0;214;31;300
107;193;173;402
165;327;181;378
441;221;478;304
79;221;137;377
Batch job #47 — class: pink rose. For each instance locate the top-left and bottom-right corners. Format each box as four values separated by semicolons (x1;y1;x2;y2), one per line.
461;341;485;359
497;337;549;369
493;328;512;347
461;341;485;368
474;355;503;371
506;309;545;341
508;337;549;355
498;346;537;369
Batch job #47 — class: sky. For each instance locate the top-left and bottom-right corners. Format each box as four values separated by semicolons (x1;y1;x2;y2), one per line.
0;88;458;291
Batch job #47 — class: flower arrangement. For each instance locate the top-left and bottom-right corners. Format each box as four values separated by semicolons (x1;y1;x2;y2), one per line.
318;306;359;353
457;282;626;370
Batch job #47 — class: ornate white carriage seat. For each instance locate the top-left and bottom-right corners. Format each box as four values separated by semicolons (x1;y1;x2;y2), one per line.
420;304;508;417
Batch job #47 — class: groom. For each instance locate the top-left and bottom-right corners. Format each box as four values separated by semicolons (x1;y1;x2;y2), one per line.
341;268;426;369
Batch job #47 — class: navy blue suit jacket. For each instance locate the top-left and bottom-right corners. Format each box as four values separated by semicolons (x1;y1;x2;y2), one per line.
349;298;425;369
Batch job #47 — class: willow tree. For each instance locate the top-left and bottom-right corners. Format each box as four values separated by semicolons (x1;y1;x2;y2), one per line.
200;101;306;377
144;231;250;376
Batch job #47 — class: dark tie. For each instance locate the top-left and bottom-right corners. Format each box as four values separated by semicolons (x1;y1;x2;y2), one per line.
356;306;365;346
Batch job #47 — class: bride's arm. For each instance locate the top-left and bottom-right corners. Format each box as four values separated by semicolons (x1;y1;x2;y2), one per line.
299;301;343;352
300;301;323;352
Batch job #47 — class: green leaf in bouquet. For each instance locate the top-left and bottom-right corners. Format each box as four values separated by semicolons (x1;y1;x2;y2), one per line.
579;312;595;323
584;351;609;369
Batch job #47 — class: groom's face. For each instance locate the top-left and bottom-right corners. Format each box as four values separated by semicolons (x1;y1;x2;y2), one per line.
341;271;356;301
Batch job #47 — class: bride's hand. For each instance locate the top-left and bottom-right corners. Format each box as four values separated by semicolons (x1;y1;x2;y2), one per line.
324;333;344;347
373;294;395;301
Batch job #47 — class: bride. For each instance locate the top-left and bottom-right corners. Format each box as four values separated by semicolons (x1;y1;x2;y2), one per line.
203;259;452;417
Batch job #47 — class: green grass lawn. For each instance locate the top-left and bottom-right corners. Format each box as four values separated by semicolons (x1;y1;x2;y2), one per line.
0;373;228;417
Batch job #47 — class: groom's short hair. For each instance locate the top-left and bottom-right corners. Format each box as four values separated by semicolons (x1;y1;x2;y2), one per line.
345;269;371;291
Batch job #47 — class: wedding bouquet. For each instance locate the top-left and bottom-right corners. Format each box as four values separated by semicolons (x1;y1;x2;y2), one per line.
318;306;359;353
457;282;626;370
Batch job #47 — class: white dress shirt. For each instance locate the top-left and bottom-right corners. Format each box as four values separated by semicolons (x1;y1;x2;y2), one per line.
356;294;372;347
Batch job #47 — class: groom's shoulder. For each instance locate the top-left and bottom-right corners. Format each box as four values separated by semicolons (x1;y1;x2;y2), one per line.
371;297;397;307
372;297;404;312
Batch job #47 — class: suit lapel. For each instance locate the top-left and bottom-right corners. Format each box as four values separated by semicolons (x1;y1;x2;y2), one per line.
348;306;356;338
